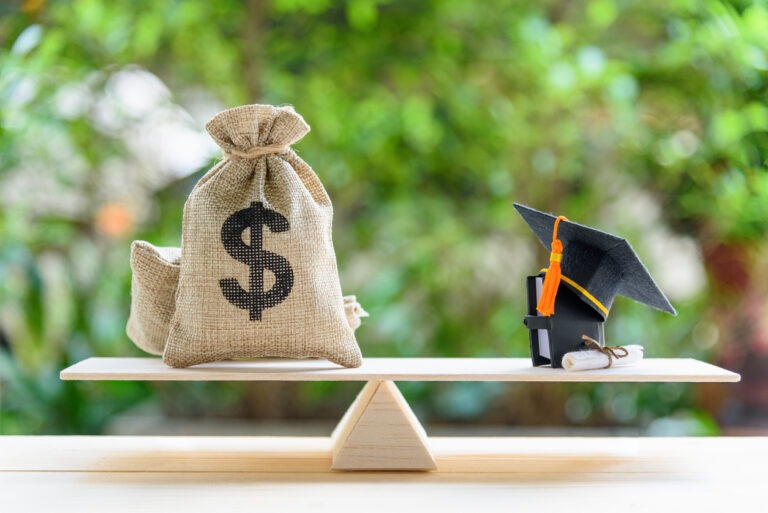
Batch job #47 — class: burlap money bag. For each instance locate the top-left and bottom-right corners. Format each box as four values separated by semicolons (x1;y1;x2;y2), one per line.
161;104;362;368
127;237;366;354
126;242;180;355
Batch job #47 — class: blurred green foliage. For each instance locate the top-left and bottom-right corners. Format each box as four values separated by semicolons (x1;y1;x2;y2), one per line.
1;0;766;435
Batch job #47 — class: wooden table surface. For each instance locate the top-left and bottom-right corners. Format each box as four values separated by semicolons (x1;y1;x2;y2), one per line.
1;435;764;513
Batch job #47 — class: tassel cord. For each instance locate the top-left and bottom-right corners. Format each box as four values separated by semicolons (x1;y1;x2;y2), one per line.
536;215;568;316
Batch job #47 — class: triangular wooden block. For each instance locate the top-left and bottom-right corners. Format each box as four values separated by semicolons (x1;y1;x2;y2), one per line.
331;380;437;471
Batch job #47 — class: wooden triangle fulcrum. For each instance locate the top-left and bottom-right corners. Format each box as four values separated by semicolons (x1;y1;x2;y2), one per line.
330;380;437;471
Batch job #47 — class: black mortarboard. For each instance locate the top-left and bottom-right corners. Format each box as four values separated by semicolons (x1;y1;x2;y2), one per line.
514;203;676;368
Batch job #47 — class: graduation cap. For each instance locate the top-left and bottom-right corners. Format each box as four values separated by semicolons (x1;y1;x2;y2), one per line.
514;203;676;368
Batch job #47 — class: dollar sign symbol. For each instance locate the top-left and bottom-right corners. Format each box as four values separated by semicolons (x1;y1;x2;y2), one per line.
219;202;294;320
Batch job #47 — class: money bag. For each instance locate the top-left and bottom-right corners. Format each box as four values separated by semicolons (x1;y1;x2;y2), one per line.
127;104;364;368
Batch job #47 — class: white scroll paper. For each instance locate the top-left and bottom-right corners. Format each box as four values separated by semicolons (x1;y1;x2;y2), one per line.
562;345;644;372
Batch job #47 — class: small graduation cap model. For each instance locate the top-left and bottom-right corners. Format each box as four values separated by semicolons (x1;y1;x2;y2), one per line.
514;203;677;368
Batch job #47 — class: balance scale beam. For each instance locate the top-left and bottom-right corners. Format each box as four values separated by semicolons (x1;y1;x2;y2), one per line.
60;357;740;472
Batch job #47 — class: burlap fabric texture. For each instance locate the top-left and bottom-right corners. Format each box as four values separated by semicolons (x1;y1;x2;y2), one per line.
126;242;181;356
127;104;364;368
127;238;366;358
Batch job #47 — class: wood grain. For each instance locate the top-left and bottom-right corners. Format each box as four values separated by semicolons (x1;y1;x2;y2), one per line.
3;436;765;513
60;357;740;382
331;381;436;471
2;436;766;474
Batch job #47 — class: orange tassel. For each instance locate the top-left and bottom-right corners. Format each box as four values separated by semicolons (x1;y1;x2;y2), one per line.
536;215;568;316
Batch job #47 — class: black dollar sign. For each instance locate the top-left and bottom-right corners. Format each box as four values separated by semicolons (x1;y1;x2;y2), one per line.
219;202;294;321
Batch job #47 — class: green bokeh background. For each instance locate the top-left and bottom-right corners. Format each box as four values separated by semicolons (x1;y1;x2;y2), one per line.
1;0;767;435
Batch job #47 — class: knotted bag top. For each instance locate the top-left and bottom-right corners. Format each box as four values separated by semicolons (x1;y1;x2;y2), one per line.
205;104;310;160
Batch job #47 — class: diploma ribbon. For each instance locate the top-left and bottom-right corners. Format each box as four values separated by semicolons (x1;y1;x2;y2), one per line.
581;335;629;369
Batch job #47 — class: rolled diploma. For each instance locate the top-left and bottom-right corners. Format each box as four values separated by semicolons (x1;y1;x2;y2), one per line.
562;345;644;372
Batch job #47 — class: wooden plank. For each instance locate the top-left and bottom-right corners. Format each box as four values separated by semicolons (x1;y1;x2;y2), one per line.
330;381;436;470
0;436;332;473
2;467;763;513
2;470;765;513
3;437;765;513
1;436;767;474
60;357;740;383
